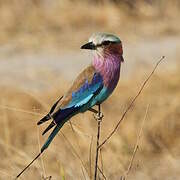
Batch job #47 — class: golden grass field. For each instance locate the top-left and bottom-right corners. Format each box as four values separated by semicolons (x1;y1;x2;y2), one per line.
0;0;180;51
1;66;180;179
0;0;180;179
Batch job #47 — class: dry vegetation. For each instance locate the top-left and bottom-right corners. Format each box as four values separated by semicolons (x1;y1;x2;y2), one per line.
0;0;180;179
0;65;180;179
0;0;180;51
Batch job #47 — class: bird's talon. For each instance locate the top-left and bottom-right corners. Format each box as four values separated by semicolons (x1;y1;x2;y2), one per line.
93;112;104;121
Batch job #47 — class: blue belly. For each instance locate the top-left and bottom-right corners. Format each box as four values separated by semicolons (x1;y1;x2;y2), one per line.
80;87;111;112
91;87;110;105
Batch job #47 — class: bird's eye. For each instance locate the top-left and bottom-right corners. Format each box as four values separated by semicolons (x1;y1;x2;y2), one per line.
102;41;111;46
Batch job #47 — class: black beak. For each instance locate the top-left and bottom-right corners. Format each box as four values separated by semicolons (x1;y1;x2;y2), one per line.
81;42;96;50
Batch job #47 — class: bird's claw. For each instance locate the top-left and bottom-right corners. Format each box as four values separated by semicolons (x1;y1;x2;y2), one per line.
93;112;104;121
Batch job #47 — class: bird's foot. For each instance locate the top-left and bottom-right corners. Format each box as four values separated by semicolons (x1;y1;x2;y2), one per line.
88;107;98;114
93;112;104;122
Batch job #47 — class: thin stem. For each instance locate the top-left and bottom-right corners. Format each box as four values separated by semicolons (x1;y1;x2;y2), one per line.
100;148;104;175
99;56;164;149
94;104;103;180
124;104;149;179
89;136;93;179
61;132;89;176
0;105;43;116
97;165;107;180
69;120;90;178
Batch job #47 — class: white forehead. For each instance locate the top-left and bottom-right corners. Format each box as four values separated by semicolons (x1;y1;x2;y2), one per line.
89;32;121;45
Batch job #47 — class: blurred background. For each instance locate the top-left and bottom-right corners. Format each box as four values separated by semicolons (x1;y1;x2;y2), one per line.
0;0;180;179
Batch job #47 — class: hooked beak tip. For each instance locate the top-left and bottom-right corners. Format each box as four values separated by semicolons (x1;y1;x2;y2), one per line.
81;42;96;50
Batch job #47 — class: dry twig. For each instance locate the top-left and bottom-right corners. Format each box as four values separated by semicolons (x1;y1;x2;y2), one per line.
99;56;165;149
89;136;93;179
61;132;89;177
98;165;107;180
0;105;43;116
123;104;149;180
100;148;104;175
94;104;103;180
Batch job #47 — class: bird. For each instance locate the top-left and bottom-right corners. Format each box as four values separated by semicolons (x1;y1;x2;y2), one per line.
16;32;124;178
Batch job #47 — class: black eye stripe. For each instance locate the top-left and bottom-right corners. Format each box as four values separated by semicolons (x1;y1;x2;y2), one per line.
95;40;120;47
102;40;111;46
95;41;111;47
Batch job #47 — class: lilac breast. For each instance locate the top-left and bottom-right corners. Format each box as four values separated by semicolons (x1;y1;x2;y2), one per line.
93;53;121;93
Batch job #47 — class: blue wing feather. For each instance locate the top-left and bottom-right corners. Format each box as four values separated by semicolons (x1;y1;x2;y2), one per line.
40;72;104;151
63;72;104;109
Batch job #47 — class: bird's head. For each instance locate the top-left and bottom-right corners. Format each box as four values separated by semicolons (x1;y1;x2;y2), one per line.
81;32;124;62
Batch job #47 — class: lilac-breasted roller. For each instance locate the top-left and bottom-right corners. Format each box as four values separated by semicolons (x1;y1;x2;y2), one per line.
16;32;124;178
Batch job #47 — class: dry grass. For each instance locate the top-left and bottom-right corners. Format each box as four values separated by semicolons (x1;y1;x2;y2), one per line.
0;0;179;179
0;64;180;179
0;0;180;52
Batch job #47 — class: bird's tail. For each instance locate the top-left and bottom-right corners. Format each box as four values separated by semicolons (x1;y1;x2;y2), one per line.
41;106;78;135
37;96;63;125
37;113;51;125
41;106;80;147
16;120;66;179
41;120;66;152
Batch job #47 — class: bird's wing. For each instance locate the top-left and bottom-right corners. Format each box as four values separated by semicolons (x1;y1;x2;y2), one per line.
37;65;103;128
40;65;104;152
59;65;103;110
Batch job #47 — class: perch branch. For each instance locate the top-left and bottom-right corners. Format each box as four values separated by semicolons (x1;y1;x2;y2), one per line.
94;104;103;180
99;56;164;149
